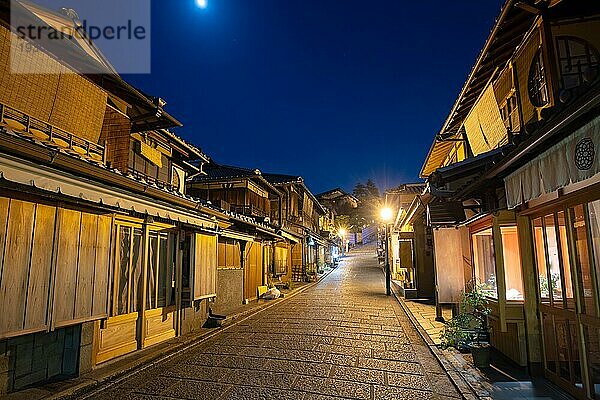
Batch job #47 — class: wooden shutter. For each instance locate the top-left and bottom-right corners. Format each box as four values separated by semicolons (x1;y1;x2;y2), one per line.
244;242;263;300
0;198;112;338
193;233;218;300
0;199;36;336
54;209;82;325
54;209;113;327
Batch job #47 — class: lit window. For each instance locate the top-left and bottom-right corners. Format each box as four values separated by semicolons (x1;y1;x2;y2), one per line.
533;213;575;308
472;228;497;298
533;218;550;302
500;226;524;301
528;49;550;107
473;225;525;300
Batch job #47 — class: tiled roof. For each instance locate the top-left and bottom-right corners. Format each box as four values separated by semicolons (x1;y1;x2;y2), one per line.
191;163;261;182
386;183;426;195
316;187;359;202
161;129;208;161
263;173;303;185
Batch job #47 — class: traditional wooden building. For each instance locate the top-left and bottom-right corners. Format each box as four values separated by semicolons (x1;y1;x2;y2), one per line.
416;1;600;398
384;184;431;299
187;163;289;309
0;2;229;393
264;173;328;282
316;188;359;217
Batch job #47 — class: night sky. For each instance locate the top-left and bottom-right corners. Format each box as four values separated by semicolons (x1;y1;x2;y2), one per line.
124;0;503;194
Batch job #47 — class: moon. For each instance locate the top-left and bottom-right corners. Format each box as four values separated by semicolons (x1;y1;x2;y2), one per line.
196;0;207;9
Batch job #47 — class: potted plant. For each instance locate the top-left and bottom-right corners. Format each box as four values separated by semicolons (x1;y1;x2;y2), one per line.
440;285;492;368
462;285;492;368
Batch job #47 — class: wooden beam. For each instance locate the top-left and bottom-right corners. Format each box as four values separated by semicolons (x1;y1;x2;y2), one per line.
516;2;542;15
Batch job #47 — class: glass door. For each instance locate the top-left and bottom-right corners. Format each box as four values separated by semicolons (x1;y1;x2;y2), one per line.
533;202;600;399
572;202;600;399
533;211;583;397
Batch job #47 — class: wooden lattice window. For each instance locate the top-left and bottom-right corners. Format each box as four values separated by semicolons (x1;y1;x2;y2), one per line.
500;94;519;133
528;49;550;107
556;36;600;91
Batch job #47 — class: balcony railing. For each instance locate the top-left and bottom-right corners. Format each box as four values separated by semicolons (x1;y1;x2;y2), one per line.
230;204;269;218
129;169;179;193
0;102;106;164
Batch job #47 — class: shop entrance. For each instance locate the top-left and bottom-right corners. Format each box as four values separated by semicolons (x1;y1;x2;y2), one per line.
532;201;600;399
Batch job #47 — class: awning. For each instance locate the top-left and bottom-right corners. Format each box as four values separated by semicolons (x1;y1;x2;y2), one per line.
426;200;466;227
280;230;301;244
505;116;600;208
219;230;255;242
0;153;217;230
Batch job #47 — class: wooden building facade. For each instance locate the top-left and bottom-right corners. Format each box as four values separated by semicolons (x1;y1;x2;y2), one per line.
385;184;432;299
264;173;331;282
414;1;600;398
0;2;226;393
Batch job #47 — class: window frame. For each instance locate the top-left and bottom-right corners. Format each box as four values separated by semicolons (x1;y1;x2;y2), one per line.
112;222;144;316
469;217;525;303
532;212;574;309
471;225;499;299
528;48;551;108
555;36;600;92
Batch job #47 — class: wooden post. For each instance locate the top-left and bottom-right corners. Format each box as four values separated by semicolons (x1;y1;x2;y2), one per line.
493;216;508;333
516;215;543;369
47;206;62;332
139;224;150;348
175;230;183;336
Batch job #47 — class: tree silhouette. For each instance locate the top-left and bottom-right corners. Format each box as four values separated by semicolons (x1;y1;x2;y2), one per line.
350;180;382;232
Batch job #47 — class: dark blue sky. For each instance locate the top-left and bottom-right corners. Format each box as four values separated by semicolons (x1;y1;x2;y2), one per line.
124;0;502;194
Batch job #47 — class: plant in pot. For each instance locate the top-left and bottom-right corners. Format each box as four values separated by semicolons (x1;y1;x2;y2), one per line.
462;285;492;368
440;284;492;368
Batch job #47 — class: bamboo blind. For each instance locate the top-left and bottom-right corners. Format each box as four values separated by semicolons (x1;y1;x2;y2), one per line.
0;26;107;143
49;72;107;143
139;140;163;168
493;65;514;104
99;106;132;172
515;28;542;125
463;83;508;156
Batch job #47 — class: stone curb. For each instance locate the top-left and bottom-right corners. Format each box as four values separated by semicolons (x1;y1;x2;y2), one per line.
39;264;338;400
390;284;487;400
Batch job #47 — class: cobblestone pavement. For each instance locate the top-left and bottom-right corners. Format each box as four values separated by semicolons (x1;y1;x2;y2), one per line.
401;300;452;345
84;247;462;400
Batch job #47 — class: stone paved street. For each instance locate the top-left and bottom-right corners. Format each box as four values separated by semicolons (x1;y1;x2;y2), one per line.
81;247;462;400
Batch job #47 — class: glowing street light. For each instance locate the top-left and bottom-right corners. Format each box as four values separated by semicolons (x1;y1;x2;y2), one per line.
196;0;207;9
380;206;393;296
338;228;347;237
380;207;393;223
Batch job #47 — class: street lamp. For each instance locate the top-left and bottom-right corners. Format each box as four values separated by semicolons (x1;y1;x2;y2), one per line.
338;228;347;257
380;207;393;296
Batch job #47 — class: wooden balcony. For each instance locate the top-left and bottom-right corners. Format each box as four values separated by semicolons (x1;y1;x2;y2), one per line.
129;169;179;193
230;204;269;218
0;103;106;164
